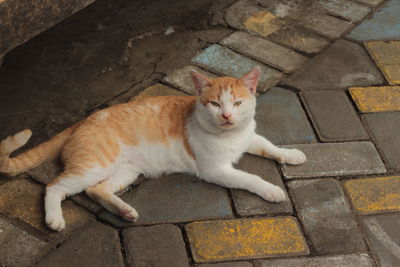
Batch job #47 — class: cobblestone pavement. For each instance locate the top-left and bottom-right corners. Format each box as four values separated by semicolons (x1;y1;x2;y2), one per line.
1;0;400;266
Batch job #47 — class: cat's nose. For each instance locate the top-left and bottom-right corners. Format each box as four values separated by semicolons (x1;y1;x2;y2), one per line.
222;112;232;120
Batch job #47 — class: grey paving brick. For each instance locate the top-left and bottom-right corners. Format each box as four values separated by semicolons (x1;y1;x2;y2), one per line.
98;174;233;227
37;222;124;267
225;0;329;54
301;90;369;142
361;213;400;267
197;262;253;267
282;142;386;178
124;224;190;267
0;216;50;266
192;44;283;92
284;40;384;91
232;154;292;216
348;0;400;41
163;65;217;95
363;112;400;172
316;0;371;22
0;177;94;243
261;254;374;266
288;179;368;255
279;3;352;39
267;25;329;55
256;87;316;145
220;31;307;73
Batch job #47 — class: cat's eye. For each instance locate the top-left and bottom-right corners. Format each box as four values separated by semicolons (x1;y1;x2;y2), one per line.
209;101;220;107
234;101;242;106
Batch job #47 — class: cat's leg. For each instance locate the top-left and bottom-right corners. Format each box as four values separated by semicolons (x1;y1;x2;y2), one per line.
246;134;306;165
45;170;108;231
85;163;140;221
199;165;286;202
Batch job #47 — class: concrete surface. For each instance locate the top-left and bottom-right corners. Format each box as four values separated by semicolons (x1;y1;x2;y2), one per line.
0;0;400;266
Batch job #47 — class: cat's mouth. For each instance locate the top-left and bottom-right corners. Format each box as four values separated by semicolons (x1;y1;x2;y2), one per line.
221;121;234;127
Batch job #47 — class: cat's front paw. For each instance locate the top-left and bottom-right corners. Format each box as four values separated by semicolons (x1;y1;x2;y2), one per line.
46;213;65;231
277;148;306;165
259;185;286;203
120;208;139;222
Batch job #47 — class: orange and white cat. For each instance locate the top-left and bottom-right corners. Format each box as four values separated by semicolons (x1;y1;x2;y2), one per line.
0;67;306;231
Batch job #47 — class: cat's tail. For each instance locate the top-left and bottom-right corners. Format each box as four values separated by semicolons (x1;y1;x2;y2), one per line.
0;123;80;176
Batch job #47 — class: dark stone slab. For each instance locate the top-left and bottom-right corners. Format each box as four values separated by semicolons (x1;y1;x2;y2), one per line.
256;87;316;145
282;142;386;178
288;179;368;255
37;222;124;267
348;0;400;41
284;40;384;91
123;224;190;267
363;112;400;171
315;0;371;22
0;216;51;266
98;174;233;227
261;254;374;266
232;154;292;216
361;213;400;267
301;90;369;141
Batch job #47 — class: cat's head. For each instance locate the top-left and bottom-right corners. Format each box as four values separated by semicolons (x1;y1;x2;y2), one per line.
190;67;259;131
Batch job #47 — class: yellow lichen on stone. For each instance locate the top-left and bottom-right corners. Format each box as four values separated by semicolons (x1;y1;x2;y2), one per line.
131;83;187;102
344;176;400;214
243;12;281;37
349;86;400;113
365;41;400;85
186;217;308;262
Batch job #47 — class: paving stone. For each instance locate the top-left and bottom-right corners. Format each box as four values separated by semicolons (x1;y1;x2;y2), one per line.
344;176;400;215
347;0;400;41
197;262;253;267
232;154;292;216
288;179;368;255
360;213;400;267
0;177;94;243
349;86;400;113
99;174;233;227
261;254;374;266
352;0;385;7
163;65;217;95
225;0;329;54
363;112;400;171
365;41;400;85
315;0;371;22
192;44;284;92
37;222;124;267
284;40;384;91
256;87;316;145
275;3;352;39
282;142;386;178
131;83;188;102
220;31;307;73
123;224;189;267
0;216;51;266
301;90;369;141
186;217;309;262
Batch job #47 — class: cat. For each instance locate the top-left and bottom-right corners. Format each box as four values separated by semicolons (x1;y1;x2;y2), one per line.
0;66;306;231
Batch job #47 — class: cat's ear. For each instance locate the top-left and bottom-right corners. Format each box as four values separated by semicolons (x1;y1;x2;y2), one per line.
241;66;260;95
190;71;211;96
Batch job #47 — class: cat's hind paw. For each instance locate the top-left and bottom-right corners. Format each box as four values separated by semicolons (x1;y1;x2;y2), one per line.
260;185;286;203
120;208;139;222
277;148;306;165
46;213;65;231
